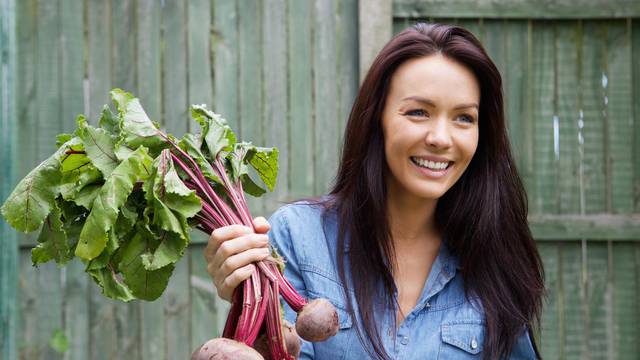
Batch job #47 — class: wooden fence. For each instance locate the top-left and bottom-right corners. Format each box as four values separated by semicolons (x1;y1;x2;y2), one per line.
1;0;639;359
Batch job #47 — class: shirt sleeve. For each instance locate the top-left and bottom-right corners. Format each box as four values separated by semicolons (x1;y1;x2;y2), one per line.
268;206;315;359
509;326;539;360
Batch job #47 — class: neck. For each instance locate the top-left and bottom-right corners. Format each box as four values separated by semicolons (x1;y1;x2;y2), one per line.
386;182;440;248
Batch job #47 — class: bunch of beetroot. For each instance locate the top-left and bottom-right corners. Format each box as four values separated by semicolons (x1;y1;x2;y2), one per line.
1;89;339;359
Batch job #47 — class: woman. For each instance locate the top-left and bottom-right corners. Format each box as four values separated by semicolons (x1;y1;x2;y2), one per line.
204;23;546;359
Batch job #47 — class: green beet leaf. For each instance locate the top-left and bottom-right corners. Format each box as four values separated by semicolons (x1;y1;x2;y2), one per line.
32;203;72;266
77;115;119;178
75;147;153;260
1;137;82;232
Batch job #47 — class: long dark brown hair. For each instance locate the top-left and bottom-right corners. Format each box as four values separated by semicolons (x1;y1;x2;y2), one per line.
318;23;546;359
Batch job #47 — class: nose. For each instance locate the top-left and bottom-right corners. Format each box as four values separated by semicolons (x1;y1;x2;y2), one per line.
424;117;452;149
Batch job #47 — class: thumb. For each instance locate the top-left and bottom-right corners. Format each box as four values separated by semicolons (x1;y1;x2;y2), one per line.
253;216;271;234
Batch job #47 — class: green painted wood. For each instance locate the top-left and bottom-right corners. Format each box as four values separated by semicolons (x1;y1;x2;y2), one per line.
531;21;557;215
17;251;38;358
482;20;506;81
336;0;359;161
162;0;188;137
112;0;136;94
0;0;17;358
581;21;607;215
60;0;84;134
634;20;640;214
313;0;338;196
238;0;265;215
606;20;634;215
136;0;161;123
139;298;165;359
562;242;587;359
586;243;609;358
393;0;640;19
164;255;192;359
288;0;314;201
63;259;90;360
187;0;213;130
87;0;110;124
528;214;640;241
612;243;639;358
556;21;582;215
538;242;561;357
189;243;218;351
213;0;239;132
263;0;289;211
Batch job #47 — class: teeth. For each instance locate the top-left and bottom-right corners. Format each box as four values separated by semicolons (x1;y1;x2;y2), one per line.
412;157;450;170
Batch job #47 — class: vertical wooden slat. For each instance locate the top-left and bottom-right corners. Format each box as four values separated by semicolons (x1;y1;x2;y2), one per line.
562;242;587;359
111;0;136;93
187;0;213;125
18;251;38;358
612;243;639;358
164;258;191;359
586;243;609;358
263;0;288;210
336;0;359;158
189;243;219;351
556;21;581;215
0;0;17;358
287;0;313;201
162;0;188;136
538;243;561;357
63;259;90;360
238;0;265;214
213;0;239;132
358;0;391;82
136;0;161;122
482;20;506;79
531;20;556;215
634;20;640;213
313;0;338;195
87;0;110;123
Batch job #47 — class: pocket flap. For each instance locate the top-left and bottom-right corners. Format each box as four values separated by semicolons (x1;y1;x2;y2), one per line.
441;321;485;354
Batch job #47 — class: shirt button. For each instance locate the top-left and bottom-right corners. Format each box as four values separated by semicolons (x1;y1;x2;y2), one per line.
400;336;409;345
470;337;478;350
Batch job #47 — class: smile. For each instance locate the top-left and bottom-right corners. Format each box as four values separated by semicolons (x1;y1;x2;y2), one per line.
410;156;452;170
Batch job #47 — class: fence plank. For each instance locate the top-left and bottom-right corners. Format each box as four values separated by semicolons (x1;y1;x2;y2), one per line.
112;0;136;94
556;21;582;215
18;251;38;359
162;0;188;136
313;0;338;196
238;0;265;214
586;243;610;358
612;243;639;358
263;0;289;209
562;243;587;359
581;21;607;214
87;0;111;123
63;259;90;360
213;0;239;132
187;0;213;128
607;20;634;214
189;243;219;351
288;0;313;201
531;21;556;215
538;242;561;357
634;20;640;213
60;0;83;133
336;0;359;158
165;256;191;359
136;0;161;123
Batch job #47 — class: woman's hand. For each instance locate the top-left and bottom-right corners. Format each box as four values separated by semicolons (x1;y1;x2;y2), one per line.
204;217;272;302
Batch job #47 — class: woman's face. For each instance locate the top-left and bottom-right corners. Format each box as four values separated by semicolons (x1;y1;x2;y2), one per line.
382;54;480;202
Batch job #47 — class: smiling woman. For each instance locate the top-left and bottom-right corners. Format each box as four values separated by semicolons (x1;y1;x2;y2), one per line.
205;22;545;360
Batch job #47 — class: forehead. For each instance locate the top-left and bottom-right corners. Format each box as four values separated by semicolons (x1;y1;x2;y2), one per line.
389;54;480;105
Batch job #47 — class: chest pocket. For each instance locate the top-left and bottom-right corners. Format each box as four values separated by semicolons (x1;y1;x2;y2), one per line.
438;320;485;358
300;264;354;360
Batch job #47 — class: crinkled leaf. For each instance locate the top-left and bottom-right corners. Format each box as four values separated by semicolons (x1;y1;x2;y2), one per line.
111;89;167;155
240;174;266;197
117;229;174;301
248;147;279;191
191;105;236;157
59;165;102;203
1;138;81;232
87;266;135;302
60;140;90;173
77;115;119;177
98;105;120;135
32;203;72;265
178;133;221;184
56;134;73;148
71;183;102;209
75;147;153;260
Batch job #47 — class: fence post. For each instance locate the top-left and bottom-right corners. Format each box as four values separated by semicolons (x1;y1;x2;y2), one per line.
0;0;17;358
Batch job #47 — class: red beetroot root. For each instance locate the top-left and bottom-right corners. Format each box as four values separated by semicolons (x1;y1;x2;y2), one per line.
191;338;264;360
295;299;339;342
253;320;300;359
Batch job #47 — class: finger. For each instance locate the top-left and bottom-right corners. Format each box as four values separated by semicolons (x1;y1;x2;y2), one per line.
222;263;257;297
252;217;271;234
205;225;253;261
219;247;271;277
212;234;269;271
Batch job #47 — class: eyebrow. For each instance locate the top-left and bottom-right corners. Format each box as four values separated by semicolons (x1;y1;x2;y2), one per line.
401;96;479;110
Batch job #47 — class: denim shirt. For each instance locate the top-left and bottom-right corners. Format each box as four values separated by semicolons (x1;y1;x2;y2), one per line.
267;202;538;360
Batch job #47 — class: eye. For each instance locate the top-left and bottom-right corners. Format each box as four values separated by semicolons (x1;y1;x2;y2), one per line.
405;109;429;117
457;114;476;123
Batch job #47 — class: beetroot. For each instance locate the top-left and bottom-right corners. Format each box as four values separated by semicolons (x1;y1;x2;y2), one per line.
282;320;301;357
295;299;340;342
191;338;264;360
